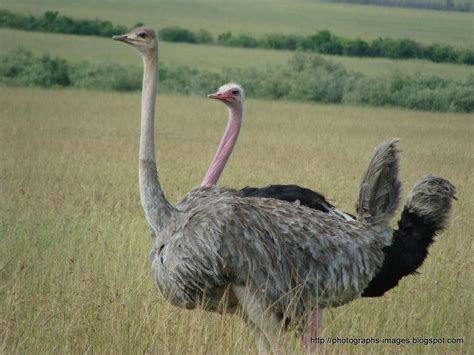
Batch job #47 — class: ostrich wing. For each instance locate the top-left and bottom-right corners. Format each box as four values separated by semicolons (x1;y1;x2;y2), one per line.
239;184;356;221
152;186;389;321
177;185;355;221
239;184;334;212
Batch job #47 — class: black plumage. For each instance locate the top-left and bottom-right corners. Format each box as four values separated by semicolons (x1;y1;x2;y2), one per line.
363;176;456;297
239;184;336;214
362;210;434;297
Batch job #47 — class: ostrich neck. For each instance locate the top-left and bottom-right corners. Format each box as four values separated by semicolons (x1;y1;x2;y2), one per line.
140;54;158;161
139;49;174;238
201;106;243;186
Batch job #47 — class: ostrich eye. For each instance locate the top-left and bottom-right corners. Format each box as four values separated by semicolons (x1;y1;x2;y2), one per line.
137;32;147;38
231;90;239;95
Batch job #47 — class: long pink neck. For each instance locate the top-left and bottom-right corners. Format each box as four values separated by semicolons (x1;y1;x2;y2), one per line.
201;106;243;186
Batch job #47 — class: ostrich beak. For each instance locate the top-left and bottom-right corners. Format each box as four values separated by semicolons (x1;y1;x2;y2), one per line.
208;92;232;102
207;92;221;99
112;34;130;43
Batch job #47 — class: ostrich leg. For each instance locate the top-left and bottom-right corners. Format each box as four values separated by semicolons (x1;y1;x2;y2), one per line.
304;308;324;354
233;285;283;354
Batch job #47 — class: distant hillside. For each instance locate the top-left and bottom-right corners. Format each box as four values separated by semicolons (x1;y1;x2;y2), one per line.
1;0;472;47
1;10;472;65
326;0;472;12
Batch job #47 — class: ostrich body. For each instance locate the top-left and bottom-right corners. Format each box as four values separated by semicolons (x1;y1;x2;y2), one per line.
113;29;456;353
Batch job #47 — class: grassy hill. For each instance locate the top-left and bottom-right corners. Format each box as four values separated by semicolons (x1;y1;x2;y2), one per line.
2;29;472;80
2;0;473;47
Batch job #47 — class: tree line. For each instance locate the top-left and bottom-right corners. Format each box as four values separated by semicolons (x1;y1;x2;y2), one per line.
161;27;474;65
1;9;473;65
1;49;472;113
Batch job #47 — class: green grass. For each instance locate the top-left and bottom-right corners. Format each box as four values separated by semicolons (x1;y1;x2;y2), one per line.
1;87;472;353
2;0;473;47
2;29;473;80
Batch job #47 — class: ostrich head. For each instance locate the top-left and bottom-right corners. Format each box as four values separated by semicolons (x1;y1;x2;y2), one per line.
112;27;157;55
208;83;244;109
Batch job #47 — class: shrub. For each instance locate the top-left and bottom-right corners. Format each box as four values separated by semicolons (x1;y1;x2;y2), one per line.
1;49;473;113
0;49;70;87
158;26;196;43
458;49;474;64
344;77;393;107
0;9;128;37
261;34;303;50
300;30;344;55
195;29;214;44
423;44;458;63
217;32;259;48
70;62;141;91
342;38;370;56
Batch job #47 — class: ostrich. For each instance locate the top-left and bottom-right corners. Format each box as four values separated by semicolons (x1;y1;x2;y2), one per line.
204;83;457;350
112;28;456;354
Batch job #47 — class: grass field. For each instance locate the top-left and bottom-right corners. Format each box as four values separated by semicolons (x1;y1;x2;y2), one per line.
2;29;473;81
1;87;472;353
2;0;472;47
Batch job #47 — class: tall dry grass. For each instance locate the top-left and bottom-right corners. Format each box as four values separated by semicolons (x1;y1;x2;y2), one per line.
0;87;472;353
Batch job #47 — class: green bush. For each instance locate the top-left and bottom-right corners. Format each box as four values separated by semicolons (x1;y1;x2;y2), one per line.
341;38;370;56
0;9;128;37
344;77;394;107
0;49;70;87
156;27;214;44
286;53;357;103
261;34;303;50
424;44;458;63
1;49;473;113
70;62;141;91
217;32;259;48
158;27;197;43
458;49;474;64
300;30;344;55
345;71;474;112
195;29;214;44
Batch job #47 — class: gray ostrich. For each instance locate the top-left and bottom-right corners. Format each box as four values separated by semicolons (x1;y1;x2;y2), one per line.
112;28;456;354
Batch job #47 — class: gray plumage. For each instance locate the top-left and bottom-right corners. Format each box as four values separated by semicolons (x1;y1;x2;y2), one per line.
154;183;392;309
357;138;402;231
405;175;456;229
